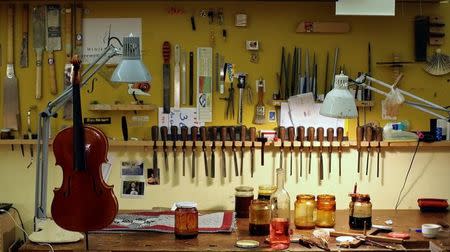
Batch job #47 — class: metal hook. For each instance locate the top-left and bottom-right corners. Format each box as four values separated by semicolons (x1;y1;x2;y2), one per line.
87;77;97;93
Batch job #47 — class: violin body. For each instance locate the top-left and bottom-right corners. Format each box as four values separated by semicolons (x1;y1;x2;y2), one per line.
52;126;118;232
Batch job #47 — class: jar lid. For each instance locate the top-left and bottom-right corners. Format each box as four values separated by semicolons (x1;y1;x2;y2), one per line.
353;194;370;201
317;194;335;200
258;185;276;191
296;194;315;200
235;186;254;192
235;240;259;248
175;201;198;209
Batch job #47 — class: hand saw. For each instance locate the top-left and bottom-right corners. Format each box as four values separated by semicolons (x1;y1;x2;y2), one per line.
20;4;29;68
32;6;46;99
46;4;62;95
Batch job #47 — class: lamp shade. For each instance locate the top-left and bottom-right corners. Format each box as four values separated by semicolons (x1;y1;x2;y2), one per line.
111;36;152;83
319;73;358;118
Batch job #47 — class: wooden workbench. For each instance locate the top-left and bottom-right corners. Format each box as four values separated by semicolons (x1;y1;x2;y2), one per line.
19;210;449;251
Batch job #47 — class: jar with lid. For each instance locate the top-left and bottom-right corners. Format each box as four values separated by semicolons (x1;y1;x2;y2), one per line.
249;199;271;236
294;194;316;229
257;185;276;201
235;186;254;218
349;194;372;230
174;202;198;239
315;194;336;228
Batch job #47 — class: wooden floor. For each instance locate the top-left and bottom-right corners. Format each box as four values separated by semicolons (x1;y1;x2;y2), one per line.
20;210;449;251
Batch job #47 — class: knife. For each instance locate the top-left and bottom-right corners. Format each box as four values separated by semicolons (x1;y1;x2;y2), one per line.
200;126;208;177
210;127;218;178
249;127;256;177
229;126;239;176
151;126;159;175
161;126;169;171
20;4;29;68
220;127;227;177
240;126;247;177
181;126;188;177
46;4;61;95
191;126;198;178
162;42;171;113
32;6;45;99
171;126;178;174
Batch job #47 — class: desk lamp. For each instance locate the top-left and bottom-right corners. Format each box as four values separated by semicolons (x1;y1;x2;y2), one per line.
31;35;151;243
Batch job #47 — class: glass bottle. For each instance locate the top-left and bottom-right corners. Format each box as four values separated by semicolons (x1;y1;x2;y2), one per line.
315;194;336;228
174;202;198;239
349;194;372;230
257;185;277;201
294;194;316;229
270;168;290;250
234;186;254;218
249;199;271;236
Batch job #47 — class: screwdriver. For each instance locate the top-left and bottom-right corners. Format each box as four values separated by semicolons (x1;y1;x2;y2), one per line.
317;127;324;181
337;127;344;177
288;126;295;176
364;126;373;176
356;126;364;173
181;126;188;176
297;126;305;177
326;128;334;174
375;126;383;178
307;127;315;174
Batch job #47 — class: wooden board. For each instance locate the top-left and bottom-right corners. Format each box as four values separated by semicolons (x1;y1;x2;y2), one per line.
296;21;350;33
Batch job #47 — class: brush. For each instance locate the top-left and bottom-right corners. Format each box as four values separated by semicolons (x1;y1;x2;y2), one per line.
423;49;450;76
253;79;266;124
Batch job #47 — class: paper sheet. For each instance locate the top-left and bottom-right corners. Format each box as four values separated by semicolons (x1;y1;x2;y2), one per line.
158;107;204;132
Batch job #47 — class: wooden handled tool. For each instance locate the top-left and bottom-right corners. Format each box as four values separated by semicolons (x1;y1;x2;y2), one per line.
200;126;208;177
62;7;73;120
151;126;159;172
229;126;239;176
173;44;181;109
364;126;373;176
278;127;286;170
337;127;344;177
191;126;198;178
375;126;383;178
162;42;171;113
356;126;364;173
240;126;247;176
171;126;178;173
317;127;324;181
220;127;227;177
46;4;61;95
288;126;295;176
297;126;305;177
121;116;128;141
250;127;256;177
210;127;218;178
181;126;188;177
307;127;315;174
32;6;45;99
160;126;169;171
327;128;334;174
189;52;194;106
20;4;29;68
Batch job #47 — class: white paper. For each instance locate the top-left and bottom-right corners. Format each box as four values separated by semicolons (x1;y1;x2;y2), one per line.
82;18;142;64
197;47;213;122
280;102;294;127
158;107;204;131
336;0;395;16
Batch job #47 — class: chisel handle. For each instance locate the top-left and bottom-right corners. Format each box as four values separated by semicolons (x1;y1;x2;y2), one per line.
191;126;198;143
288;126;295;143
171;126;178;149
375;126;383;142
307;127;315;145
228;126;236;141
297;126;305;145
200;126;207;142
220;127;227;142
162;41;171;64
317;127;324;148
241;126;247;142
151;126;159;141
327;128;334;144
181;126;188;142
210;127;218;142
337;127;344;143
365;126;373;144
250;127;256;142
356;126;364;150
278;126;286;145
160;126;168;142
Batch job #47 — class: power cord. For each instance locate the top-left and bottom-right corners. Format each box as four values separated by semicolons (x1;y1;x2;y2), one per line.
10;206;26;242
0;209;54;252
394;140;420;210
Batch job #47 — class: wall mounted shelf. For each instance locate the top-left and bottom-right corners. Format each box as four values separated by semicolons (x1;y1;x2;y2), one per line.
272;100;374;107
89;104;157;111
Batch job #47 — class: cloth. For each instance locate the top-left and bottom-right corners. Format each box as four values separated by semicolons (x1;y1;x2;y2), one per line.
101;211;236;233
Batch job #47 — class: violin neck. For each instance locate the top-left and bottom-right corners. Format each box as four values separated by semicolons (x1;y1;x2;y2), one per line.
72;66;86;172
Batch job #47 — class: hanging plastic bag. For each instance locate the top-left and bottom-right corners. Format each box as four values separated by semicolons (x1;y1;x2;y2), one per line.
382;87;405;120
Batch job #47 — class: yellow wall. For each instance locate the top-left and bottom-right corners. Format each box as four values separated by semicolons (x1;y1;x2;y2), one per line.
0;1;449;233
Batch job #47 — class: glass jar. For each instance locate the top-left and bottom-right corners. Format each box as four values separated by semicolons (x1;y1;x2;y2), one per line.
235;186;254;218
349;194;372;230
294;194;316;229
249;199;271;236
174;202;198;239
315;194;336;228
270;168;291;250
257;185;276;201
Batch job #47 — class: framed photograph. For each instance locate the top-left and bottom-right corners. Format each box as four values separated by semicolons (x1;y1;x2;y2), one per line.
268;110;276;122
122;180;145;197
121;161;144;177
147;168;160;185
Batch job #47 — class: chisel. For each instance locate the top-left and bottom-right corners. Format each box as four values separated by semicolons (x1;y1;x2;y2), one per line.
162;42;171;113
220;127;227;177
356;126;364;173
250;127;256;177
288;126;295;176
200;126;208;177
32;6;45;100
257;136;267;166
181;126;188;177
364;126;373;176
278;127;286;170
337;127;344;177
191;126;198;178
160;126;169;171
375;126;383;178
229;127;239;176
210;127;218;178
307;127;315;174
46;4;61;95
20;4;29;68
240;126;247;176
326;128;334;174
151;126;159;175
171;126;178;174
297;126;305;177
317;127;324;181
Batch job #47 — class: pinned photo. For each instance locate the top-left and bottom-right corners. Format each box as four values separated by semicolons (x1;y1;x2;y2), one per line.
147;168;160;185
122;180;145;197
121;161;144;177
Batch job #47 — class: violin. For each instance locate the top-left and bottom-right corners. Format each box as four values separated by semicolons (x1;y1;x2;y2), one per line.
51;56;118;232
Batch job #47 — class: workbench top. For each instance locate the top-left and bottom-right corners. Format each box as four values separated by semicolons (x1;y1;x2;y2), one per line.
19;210;449;251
